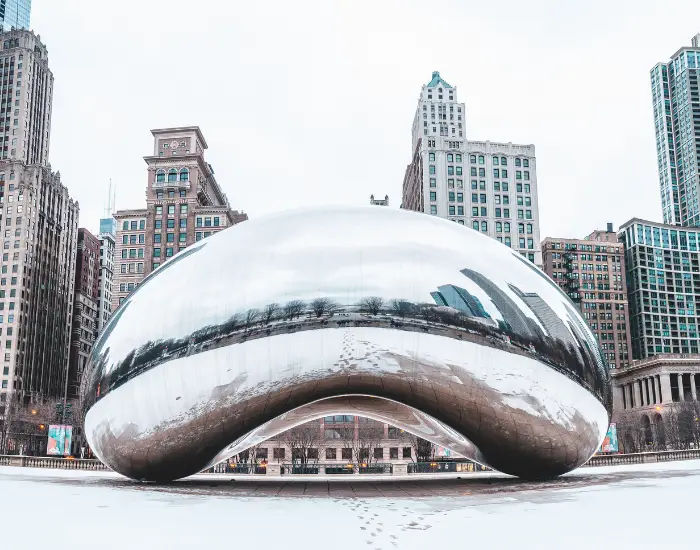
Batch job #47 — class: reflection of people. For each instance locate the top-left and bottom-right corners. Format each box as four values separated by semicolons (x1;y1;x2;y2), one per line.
80;446;85;459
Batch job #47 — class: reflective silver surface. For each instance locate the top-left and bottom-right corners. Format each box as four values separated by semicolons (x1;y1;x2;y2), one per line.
82;206;611;481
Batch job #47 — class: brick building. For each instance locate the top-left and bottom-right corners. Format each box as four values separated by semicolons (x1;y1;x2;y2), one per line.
541;224;631;369
66;229;100;400
112;127;247;310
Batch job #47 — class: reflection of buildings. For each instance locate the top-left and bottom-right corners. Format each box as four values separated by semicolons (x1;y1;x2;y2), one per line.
369;194;389;206
460;268;543;341
508;284;572;345
431;284;490;318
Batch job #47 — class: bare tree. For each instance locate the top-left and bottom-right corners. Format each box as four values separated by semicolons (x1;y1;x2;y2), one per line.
404;431;435;462
283;300;306;320
236;442;263;473
359;297;384;315
262;302;279;325
341;418;384;466
1;395;65;456
282;421;323;467
311;297;338;318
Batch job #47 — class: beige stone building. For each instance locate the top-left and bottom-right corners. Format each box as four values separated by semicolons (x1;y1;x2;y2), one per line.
0;30;79;406
112;127;247;310
612;355;700;451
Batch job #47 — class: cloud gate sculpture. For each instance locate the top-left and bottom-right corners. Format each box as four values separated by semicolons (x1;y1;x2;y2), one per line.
82;206;611;482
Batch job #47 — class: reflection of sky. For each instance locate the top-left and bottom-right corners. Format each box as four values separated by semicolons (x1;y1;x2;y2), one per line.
100;207;594;366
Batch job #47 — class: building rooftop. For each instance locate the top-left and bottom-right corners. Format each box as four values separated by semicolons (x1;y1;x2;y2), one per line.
150;126;208;149
426;71;452;89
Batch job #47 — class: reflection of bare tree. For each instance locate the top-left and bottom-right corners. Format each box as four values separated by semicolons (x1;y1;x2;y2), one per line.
244;308;259;329
360;297;384;315
283;300;305;320
311;297;338;318
391;299;416;317
262;303;279;324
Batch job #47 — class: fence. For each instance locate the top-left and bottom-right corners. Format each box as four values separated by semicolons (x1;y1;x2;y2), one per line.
4;449;700;475
0;455;108;471
278;462;394;475
584;448;700;467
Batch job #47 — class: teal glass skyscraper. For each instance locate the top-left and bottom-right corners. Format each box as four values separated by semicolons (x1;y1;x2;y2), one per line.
651;34;700;227
0;0;30;31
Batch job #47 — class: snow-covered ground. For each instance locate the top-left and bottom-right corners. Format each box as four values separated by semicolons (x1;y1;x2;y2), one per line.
1;460;697;549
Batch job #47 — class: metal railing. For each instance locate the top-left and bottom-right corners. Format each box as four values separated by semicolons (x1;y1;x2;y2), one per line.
277;462;394;475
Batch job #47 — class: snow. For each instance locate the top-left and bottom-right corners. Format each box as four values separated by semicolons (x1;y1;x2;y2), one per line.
0;460;697;549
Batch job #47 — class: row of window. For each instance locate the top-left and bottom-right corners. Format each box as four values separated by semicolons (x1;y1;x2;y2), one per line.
155;168;189;183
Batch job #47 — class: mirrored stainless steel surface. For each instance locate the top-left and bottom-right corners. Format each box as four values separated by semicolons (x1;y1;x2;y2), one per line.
82;206;611;481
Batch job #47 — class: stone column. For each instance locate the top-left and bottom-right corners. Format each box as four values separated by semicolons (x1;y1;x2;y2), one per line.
637;380;644;407
691;374;698;401
660;373;673;404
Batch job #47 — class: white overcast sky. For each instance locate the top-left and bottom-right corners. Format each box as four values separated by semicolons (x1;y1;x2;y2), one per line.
30;0;700;239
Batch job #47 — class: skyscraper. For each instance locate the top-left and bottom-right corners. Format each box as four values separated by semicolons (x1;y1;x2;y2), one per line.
651;34;700;226
620;218;700;359
0;0;30;32
401;71;542;265
96;217;116;333
0;29;78;406
67;229;100;401
112;127;247;311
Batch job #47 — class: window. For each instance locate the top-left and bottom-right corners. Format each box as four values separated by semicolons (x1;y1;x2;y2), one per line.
166;247;173;257
167;205;175;215
472;221;479;230
179;168;189;182
481;221;487;232
180;204;188;214
373;447;383;459
430;205;437;215
166;233;175;243
153;248;161;258
122;221;128;230
156;170;165;183
167;219;175;228
273;448;285;460
429;152;435;161
155;206;162;215
430;191;436;201
429;177;436;188
429;165;435;175
403;447;412;459
179;218;187;228
325;448;337;460
155;220;162;229
492;155;499;165
179;233;186;243
214;217;220;227
167;169;177;182
449;205;455;215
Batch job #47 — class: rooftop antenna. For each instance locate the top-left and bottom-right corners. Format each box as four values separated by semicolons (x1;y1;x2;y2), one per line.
104;178;116;217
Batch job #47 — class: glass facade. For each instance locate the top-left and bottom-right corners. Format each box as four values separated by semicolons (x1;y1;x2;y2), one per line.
621;220;700;358
0;0;31;31
651;37;700;226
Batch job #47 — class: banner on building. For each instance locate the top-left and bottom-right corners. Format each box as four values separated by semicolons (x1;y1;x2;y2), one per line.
600;423;618;453
47;425;72;456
